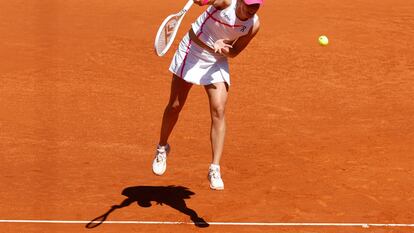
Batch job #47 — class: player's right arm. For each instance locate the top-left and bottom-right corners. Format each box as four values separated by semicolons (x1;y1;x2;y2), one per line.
193;0;231;9
215;18;260;58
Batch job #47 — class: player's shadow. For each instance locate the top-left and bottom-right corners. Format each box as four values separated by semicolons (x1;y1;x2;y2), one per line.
85;185;209;228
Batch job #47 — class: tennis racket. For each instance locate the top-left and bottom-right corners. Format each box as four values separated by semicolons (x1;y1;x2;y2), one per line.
154;0;194;57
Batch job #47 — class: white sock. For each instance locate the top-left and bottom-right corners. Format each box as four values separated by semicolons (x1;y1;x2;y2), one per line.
210;164;220;170
157;144;168;151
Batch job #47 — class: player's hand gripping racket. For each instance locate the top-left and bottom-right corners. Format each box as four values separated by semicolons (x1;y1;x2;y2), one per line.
154;0;194;56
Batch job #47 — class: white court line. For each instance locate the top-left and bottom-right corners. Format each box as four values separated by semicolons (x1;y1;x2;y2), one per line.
0;220;413;228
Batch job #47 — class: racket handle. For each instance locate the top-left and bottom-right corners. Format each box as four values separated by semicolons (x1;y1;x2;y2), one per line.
183;0;194;11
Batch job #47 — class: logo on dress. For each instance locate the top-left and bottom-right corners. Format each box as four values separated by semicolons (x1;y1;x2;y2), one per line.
221;12;231;21
240;26;247;32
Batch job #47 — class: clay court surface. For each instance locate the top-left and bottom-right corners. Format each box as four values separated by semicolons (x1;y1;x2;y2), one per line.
1;0;414;232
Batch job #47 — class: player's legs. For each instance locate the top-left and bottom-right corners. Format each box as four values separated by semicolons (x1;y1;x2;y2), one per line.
159;74;193;146
204;82;229;165
153;74;192;176
204;82;228;190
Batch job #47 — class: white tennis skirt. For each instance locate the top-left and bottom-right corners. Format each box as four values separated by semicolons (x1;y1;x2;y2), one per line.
169;33;230;86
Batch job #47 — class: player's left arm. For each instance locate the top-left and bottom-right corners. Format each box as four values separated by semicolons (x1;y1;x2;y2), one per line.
226;19;260;58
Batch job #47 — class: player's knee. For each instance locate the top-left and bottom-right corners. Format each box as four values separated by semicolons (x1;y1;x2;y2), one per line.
166;101;184;114
211;106;226;121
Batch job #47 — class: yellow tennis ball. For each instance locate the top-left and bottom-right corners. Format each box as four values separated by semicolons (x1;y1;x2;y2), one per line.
318;35;329;46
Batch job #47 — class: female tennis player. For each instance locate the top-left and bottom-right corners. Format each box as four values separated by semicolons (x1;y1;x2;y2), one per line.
153;0;263;190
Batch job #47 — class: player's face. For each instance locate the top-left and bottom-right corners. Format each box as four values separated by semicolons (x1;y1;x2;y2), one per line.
236;0;260;21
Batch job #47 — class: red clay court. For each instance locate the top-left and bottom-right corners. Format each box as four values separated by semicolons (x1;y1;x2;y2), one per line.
1;0;413;232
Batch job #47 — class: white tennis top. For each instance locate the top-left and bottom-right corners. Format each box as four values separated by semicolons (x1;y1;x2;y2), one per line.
191;0;259;48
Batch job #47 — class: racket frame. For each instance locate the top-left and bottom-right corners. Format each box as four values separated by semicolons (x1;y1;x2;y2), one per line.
154;0;194;57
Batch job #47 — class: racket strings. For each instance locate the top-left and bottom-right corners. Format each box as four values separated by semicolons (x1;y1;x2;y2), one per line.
156;16;179;54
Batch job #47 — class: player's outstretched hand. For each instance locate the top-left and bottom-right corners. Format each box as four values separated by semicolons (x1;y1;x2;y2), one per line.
213;39;233;56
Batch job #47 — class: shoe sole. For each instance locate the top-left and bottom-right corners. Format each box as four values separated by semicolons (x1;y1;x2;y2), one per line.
209;184;224;190
152;160;166;176
153;170;165;176
152;165;166;176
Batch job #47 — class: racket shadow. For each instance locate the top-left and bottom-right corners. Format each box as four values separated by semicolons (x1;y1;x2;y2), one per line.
85;185;209;228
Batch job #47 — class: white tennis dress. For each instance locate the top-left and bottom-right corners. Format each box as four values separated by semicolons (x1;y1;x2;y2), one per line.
169;0;259;85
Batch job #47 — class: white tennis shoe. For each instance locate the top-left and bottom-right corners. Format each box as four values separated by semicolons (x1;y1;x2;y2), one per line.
208;165;224;190
152;144;170;176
